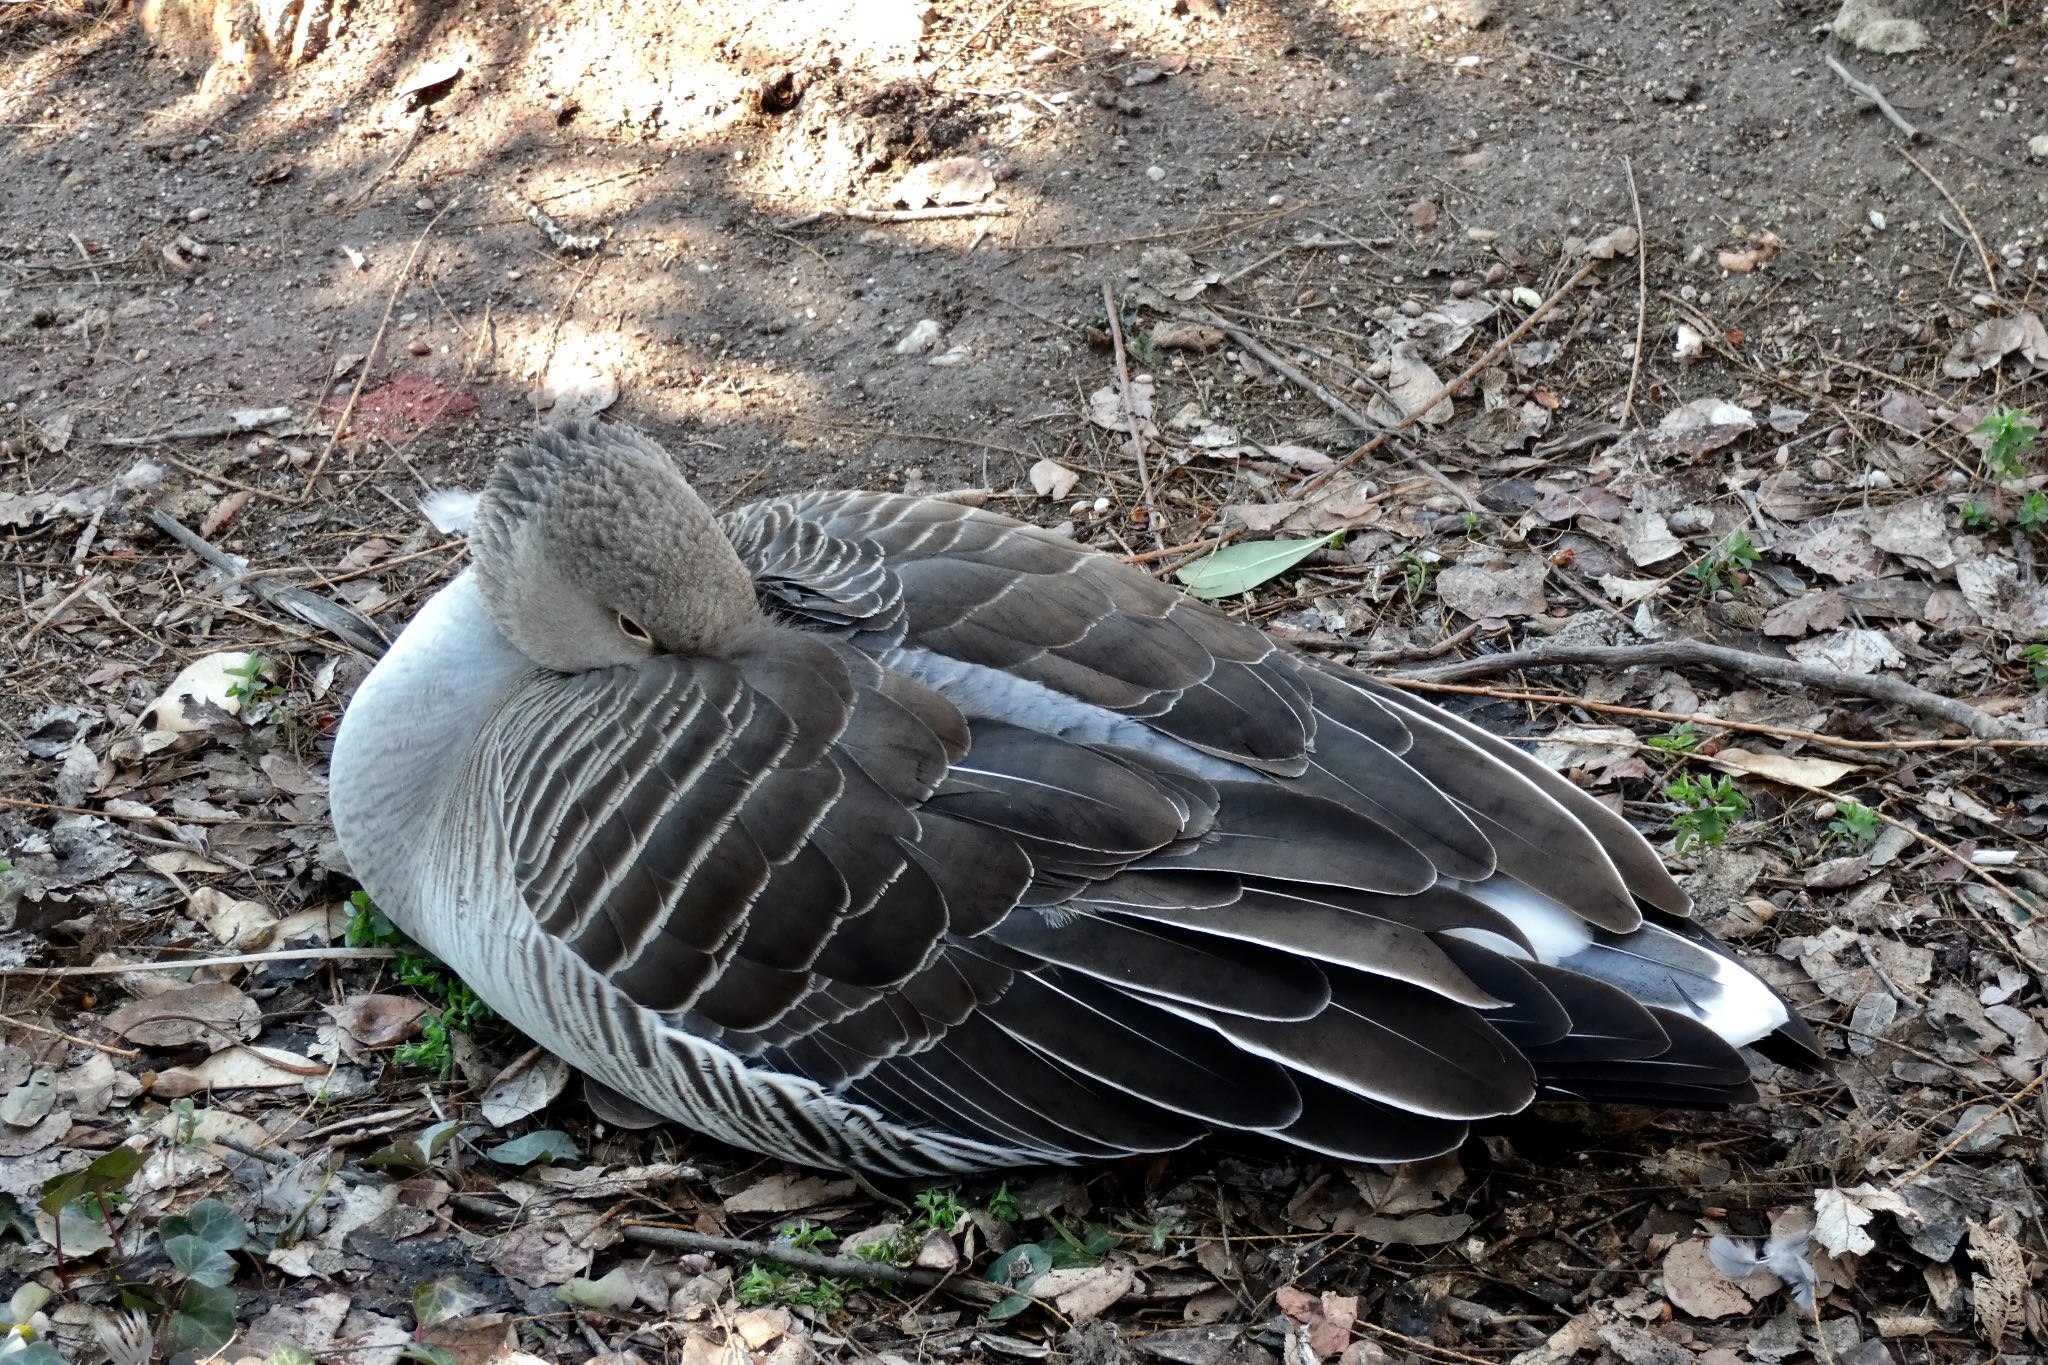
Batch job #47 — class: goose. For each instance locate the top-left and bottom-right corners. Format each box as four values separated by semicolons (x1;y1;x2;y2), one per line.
330;420;1818;1177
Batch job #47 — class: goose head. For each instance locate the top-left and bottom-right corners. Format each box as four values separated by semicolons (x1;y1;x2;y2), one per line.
467;421;762;671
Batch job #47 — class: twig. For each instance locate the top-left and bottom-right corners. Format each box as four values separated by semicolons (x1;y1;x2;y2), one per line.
1121;532;1232;565
21;572;99;646
102;407;307;448
777;204;1013;230
1381;679;2048;753
4;947;399;978
620;1225;995;1298
1299;256;1602;493
1823;50;1921;143
1887;1070;2046;1193
1621;158;1648;423
1270;619;1498;662
1199;314;1476;510
1103;282;1164;550
67;233;100;290
148;508;389;657
0;1013;139;1059
924;0;1017;83
1900;147;1997;297
1399;639;2027;741
302;195;458;500
505;187;605;255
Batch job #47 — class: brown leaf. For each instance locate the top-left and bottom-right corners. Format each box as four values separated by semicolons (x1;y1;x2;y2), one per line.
104;982;260;1048
327;994;428;1047
1662;1239;1758;1319
722;1171;857;1214
152;1045;325;1096
1707;748;1858;790
1717;230;1783;272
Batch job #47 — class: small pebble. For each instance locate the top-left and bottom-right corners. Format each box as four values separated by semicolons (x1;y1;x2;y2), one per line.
186;206;209;223
133;348;149;362
416;196;436;212
1145;165;1166;183
407;339;431;356
1450;279;1476;298
1483;263;1507;285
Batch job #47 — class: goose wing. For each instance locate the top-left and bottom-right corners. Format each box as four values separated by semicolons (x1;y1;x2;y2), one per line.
723;491;1685;924
461;625;1657;1169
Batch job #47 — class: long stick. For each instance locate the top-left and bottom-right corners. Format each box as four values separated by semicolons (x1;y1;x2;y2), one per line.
1399;639;2025;741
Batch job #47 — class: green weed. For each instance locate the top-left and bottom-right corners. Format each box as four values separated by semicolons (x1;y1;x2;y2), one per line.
1974;406;2040;479
1665;772;1751;853
1644;721;1704;754
735;1263;847;1314
914;1189;966;1233
1826;798;1880;849
348;891;495;1075
1688;531;1761;592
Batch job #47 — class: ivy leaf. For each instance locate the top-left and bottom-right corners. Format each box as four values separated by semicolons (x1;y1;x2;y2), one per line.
161;1198;249;1253
163;1233;237;1288
6;1345;68;1365
1174;533;1342;599
37;1145;145;1215
167;1281;238;1354
485;1130;580;1167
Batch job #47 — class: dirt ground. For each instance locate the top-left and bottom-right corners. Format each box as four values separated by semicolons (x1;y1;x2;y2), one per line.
3;0;2047;1362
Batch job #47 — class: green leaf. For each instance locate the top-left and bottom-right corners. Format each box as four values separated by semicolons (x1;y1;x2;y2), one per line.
167;1281;238;1354
164;1233;237;1287
485;1130;580;1166
986;1292;1034;1321
6;1344;68;1365
161;1197;249;1253
365;1120;464;1171
37;1145;145;1214
1174;533;1341;599
400;1346;460;1365
414;1277;493;1329
987;1241;1051;1289
267;1346;318;1365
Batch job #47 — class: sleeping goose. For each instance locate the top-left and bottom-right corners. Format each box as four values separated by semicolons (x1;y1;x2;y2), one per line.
330;420;1817;1177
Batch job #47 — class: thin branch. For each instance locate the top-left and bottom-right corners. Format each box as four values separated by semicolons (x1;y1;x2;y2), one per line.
302;194;459;499
1900;147;1996;298
619;1224;994;1297
1887;1071;2046;1193
5;947;399;978
1382;678;2048;753
1621;158;1648;423
1823;50;1921;143
1198;314;1475;510
777;204;1013;230
1298;256;1602;493
1397;640;2027;741
1103;283;1164;550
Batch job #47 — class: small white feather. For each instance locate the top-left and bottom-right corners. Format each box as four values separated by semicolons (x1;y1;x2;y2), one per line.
421;488;481;535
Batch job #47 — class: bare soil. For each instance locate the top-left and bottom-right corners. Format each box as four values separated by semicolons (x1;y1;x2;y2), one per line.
2;1;2046;1363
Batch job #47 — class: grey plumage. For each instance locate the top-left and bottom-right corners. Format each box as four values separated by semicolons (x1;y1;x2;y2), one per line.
330;420;1817;1175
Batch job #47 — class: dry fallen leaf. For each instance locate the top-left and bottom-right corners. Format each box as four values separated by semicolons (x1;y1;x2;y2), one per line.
479;1048;572;1127
1718;230;1783;272
1707;749;1858;790
722;1171;858;1214
1029;459;1081;500
151;1045;324;1097
1664;1239;1764;1319
328;994;429;1048
104;982;261;1049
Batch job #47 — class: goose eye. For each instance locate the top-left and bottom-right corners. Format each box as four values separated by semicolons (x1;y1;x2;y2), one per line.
616;613;652;644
